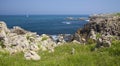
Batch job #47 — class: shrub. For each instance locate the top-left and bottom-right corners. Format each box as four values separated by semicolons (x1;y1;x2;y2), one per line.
26;35;30;40
96;33;102;39
41;36;48;41
116;13;120;16
0;40;5;48
87;38;95;44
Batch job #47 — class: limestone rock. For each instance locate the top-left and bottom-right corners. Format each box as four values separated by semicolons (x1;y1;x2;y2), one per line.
41;38;56;52
57;34;66;43
96;35;111;48
72;40;80;44
0;21;58;60
11;26;28;35
29;44;39;51
74;14;120;45
24;51;40;60
71;48;75;55
89;29;96;40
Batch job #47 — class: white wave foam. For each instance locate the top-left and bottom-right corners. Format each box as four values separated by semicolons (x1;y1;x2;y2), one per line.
62;22;71;24
85;20;89;22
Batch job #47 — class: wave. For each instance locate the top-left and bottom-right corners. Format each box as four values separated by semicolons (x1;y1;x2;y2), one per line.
62;21;71;24
85;20;89;22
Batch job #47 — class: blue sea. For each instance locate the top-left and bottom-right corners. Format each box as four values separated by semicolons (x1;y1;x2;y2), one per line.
0;15;88;35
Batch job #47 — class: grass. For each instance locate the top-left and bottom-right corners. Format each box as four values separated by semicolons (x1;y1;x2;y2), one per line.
0;41;120;66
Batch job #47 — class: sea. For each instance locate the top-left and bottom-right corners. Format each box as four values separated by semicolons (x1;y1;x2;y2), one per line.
0;15;89;35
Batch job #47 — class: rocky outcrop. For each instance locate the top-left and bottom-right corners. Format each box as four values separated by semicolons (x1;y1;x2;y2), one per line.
0;21;57;60
78;15;120;39
96;35;111;48
11;26;28;35
74;14;120;47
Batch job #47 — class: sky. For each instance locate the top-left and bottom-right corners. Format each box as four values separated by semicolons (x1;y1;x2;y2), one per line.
0;0;120;15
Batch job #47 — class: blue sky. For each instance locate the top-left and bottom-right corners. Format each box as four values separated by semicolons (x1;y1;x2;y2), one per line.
0;0;120;15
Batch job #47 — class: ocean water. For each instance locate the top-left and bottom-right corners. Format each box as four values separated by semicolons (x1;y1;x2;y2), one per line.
0;15;88;35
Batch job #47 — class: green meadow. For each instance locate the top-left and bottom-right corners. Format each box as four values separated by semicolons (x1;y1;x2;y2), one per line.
0;40;120;66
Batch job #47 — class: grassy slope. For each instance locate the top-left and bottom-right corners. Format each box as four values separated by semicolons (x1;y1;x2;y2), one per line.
0;41;120;66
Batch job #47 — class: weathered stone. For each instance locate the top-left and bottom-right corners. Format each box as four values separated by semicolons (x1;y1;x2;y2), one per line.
96;35;111;48
71;48;75;55
89;29;96;40
72;40;80;44
0;21;58;60
29;44;39;51
57;34;66;43
74;14;120;44
24;51;40;60
11;26;27;35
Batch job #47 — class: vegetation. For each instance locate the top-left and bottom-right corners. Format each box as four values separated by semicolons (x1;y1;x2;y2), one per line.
0;40;120;66
41;36;48;41
115;13;120;16
0;40;5;48
87;38;95;44
96;33;102;39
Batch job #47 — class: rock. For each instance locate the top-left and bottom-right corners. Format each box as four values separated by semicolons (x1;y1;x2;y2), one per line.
73;33;81;42
0;21;58;60
96;38;103;48
29;44;39;51
48;48;54;53
74;13;120;45
0;21;9;40
65;17;74;20
0;21;10;33
24;51;40;60
103;40;111;47
5;47;17;55
71;48;75;55
73;33;86;44
41;38;56;52
81;38;86;44
96;35;111;48
89;29;96;40
57;34;66;43
40;45;47;51
72;40;80;44
55;34;74;44
63;34;74;42
11;26;27;35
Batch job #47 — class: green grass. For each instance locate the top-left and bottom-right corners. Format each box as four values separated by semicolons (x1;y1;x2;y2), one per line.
0;41;120;66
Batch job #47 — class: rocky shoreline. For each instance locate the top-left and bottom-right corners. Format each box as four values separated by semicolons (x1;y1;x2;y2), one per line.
0;13;120;60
